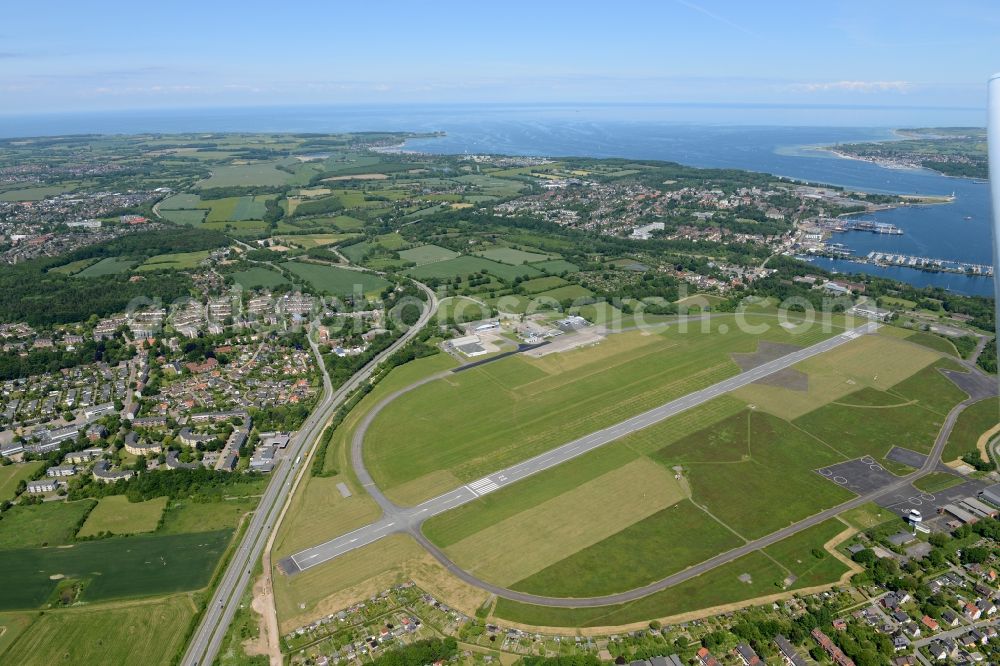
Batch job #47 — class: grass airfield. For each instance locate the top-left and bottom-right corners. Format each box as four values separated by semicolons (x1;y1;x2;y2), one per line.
276;312;970;630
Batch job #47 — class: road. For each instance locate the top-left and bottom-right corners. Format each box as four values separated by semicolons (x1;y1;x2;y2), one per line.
285;321;899;598
181;282;438;666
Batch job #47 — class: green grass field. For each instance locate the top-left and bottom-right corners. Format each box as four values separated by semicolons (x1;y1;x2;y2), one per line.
0;529;231;610
509;500;742;596
366;316;840;505
327;214;366;231
203;195;271;222
654;410;853;540
406;255;542;282
476;247;551;265
493;550;809;628
197;163;290;188
531;259;579;274
75;256;137;277
137;250;212;271
906;332;959;356
793;360;967;462
536;284;594;302
0;185;78;201
0;500;95;550
278;233;356;249
160;208;208;225
50;258;98;275
0;462;44;503
76;495;167;537
518;276;568;293
943;397;999;462
761;518;851;587
437;296;492;323
158;497;258;534
229;266;289;290
1;595;195;666
913;472;966;493
398;244;460;265
0;611;35;661
282;261;390;297
158;193;205;210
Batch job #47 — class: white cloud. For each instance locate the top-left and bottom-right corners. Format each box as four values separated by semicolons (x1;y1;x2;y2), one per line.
790;80;914;93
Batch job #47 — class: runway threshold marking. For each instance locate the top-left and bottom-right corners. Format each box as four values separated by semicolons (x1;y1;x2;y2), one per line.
467;477;500;496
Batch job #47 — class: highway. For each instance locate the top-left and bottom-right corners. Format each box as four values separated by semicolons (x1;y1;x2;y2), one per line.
181;282;438;666
285;321;883;583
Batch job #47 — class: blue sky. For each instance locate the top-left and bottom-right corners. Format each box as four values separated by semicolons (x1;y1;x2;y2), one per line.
1;0;997;114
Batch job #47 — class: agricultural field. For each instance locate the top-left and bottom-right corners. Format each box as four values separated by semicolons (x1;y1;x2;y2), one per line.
406;255;542;282
197;163;289;188
535;284;594;303
0;462;44;503
137;250;212;271
160;208;207;225
364;314;842;505
476;247;551;265
438;296;492;323
229;266;289;290
1;595;195;666
75;256;137;277
282;261;390;297
530;259;579;275
326;214;366;231
49;257;98;275
277;233;356;249
398;244;460;265
158;193;205;210
518;276;568;293
203;194;274;222
0;529;231;610
76;495;168;537
0;184;79;201
0;611;35;661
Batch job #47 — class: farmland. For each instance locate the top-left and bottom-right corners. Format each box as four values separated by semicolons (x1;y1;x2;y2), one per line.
406;255;543;282
75;256;137;277
160;208;208;225
76;495;168;537
197;163;290;188
398;244;460;265
1;595;196;666
229;266;289;289
475;247;551;265
282;261;391;297
0;529;231;610
137;249;212;271
203;195;264;222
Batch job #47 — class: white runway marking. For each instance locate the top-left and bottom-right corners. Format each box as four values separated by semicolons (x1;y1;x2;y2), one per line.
467;477;500;496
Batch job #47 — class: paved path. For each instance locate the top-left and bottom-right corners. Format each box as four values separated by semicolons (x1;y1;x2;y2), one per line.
182;283;438;666
284;322;902;597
